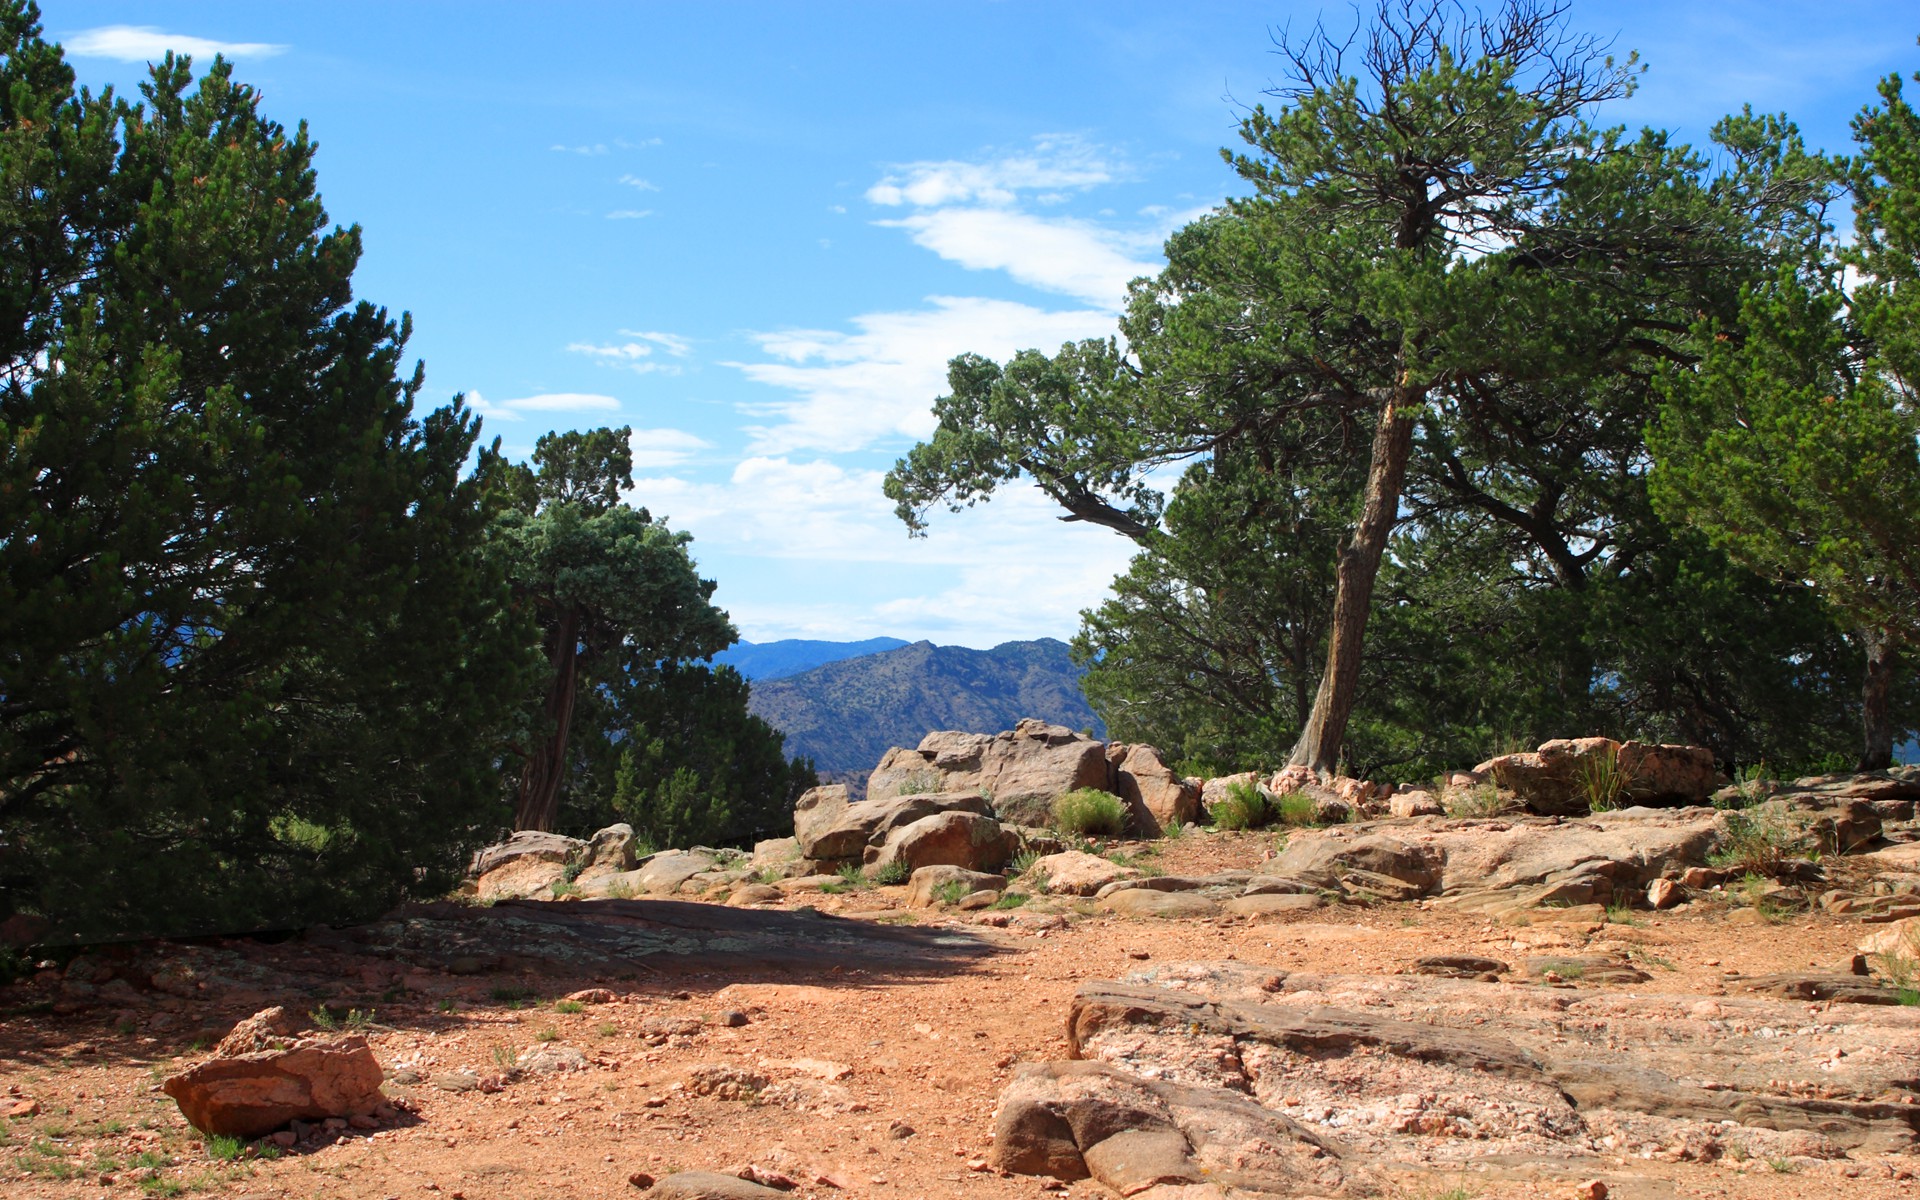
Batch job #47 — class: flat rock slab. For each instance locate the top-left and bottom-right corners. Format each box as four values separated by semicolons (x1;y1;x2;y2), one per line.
1412;954;1510;979
643;1170;789;1199
1097;890;1222;919
1222;894;1325;920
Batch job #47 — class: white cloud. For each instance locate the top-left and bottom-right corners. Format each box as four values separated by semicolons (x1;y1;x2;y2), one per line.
633;457;1139;645
552;143;609;155
619;330;692;356
66;25;286;61
568;332;690;373
467;390;621;421
619;174;660;191
866;134;1120;207
628;427;711;469
728;295;1114;455
878;208;1157;307
615;137;665;149
606;209;653;220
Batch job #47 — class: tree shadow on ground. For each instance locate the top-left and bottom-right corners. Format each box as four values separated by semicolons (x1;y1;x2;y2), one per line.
0;897;1015;1069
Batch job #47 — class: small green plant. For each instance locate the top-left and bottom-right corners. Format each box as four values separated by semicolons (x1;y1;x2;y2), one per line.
492;1043;519;1069
931;880;971;905
604;877;636;900
204;1134;244;1162
1540;960;1585;980
1009;848;1043;876
489;984;535;1007
1765;1156;1798;1174
1161;820;1189;841
1272;790;1319;827
549;880;582;898
751;866;783;885
817;879;848;894
561;860;586;884
308;1006;339;1031
1628;946;1676;971
989;891;1029;910
534;1027;560;1043
1715;760;1772;810
438;998;457;1013
597;1021;620;1037
1576;745;1626;812
894;770;941;796
1444;783;1510;819
1710;812;1807;877
1604;904;1643;926
1209;780;1273;831
1052;788;1129;836
835;862;872;889
868;859;912;886
874;912;917;925
554;999;585;1015
139;1177;187;1197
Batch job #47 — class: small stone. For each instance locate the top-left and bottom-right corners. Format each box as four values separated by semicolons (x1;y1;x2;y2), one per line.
565;988;617;1005
717;1010;749;1027
268;1131;296;1148
1573;1181;1609;1200
4;1098;40;1118
628;1172;656;1189
888;1119;915;1139
1646;878;1680;909
1127;950;1150;960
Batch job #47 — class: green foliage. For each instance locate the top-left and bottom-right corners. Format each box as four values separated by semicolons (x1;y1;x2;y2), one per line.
1050;788;1129;837
0;7;539;940
1649;66;1920;767
1209;781;1274;831
868;859;911;886
1577;747;1625;813
930;880;970;906
1444;784;1512;819
203;1135;243;1162
1710;813;1808;877
553;999;584;1015
989;891;1029;910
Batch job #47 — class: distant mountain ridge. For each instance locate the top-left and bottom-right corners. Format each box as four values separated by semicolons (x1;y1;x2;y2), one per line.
746;638;1104;776
712;636;910;681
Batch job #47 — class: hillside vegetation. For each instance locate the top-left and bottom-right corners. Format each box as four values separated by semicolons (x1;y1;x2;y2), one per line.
746;638;1104;776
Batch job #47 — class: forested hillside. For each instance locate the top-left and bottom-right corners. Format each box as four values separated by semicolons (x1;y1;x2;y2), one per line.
746;638;1103;776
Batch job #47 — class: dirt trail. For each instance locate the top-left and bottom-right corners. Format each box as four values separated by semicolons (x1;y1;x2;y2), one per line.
4;831;1918;1199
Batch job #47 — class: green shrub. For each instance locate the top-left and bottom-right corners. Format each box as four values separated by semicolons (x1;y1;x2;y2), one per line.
1272;791;1318;827
930;880;970;906
1209;780;1273;831
989;891;1029;910
203;1135;244;1162
553;999;585;1015
1051;789;1129;837
868;859;912;886
1710;812;1807;876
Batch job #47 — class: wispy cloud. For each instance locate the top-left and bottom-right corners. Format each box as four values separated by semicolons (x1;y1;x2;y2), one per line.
729;295;1114;455
568;331;691;373
552;143;609;156
867;134;1122;207
618;174;660;192
628;427;711;469
467;390;621;422
65;25;286;61
606;209;653;220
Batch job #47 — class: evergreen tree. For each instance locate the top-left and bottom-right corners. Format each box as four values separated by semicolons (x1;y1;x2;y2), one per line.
0;4;535;938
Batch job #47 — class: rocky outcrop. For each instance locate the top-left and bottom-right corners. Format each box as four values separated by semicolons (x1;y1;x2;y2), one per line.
792;784;995;867
473;830;584;900
868;720;1111;826
990;1059;1354;1193
863;810;1018;875
163;1007;386;1138
906;865;1007;908
1481;737;1718;815
1108;743;1200;835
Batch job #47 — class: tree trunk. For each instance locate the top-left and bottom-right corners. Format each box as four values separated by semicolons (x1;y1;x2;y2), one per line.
514;607;585;831
1289;385;1417;773
1860;627;1898;772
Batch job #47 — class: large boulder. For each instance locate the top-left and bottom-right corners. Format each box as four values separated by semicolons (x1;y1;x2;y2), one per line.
163;1008;385;1138
867;720;1113;827
578;823;639;879
864;810;1018;874
635;849;720;896
472;830;584;900
1028;849;1142;896
1267;832;1445;896
1483;737;1718;814
793;785;994;864
906;865;1008;908
1111;744;1200;835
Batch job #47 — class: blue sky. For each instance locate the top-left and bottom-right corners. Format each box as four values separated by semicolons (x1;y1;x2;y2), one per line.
48;2;1917;647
